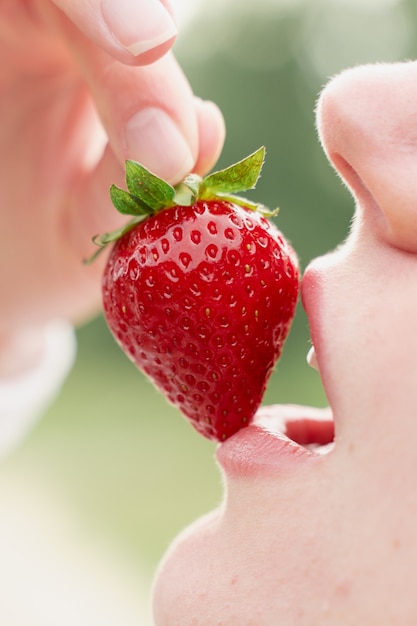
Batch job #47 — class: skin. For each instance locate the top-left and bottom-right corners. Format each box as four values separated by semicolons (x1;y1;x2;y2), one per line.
0;0;225;376
152;61;417;625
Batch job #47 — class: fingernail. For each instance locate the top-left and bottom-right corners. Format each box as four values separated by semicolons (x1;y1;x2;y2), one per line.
101;0;177;57
125;107;195;183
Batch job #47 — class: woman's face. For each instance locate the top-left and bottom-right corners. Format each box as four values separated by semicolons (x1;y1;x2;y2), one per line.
153;62;417;625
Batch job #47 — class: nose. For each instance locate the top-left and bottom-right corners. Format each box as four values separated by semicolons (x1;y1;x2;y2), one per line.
316;61;417;252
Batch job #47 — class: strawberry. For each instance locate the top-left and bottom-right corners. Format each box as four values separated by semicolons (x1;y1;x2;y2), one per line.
92;148;299;441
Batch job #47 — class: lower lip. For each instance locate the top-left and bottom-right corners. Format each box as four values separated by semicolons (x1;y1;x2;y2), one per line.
216;424;322;478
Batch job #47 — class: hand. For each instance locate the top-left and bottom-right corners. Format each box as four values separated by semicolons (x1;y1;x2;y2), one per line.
0;0;225;359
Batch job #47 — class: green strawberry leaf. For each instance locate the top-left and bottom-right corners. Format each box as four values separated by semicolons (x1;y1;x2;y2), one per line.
110;185;153;216
125;160;175;211
216;193;279;216
83;217;145;264
199;146;265;199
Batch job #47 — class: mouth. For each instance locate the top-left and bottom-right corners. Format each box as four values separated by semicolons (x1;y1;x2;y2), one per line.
253;401;334;453
216;389;335;479
216;269;335;477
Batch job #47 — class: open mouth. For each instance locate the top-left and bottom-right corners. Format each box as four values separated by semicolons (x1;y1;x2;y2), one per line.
217;262;336;475
252;345;335;456
216;342;335;477
253;402;335;456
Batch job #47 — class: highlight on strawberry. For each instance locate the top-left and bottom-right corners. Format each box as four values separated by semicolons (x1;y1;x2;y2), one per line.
89;147;299;442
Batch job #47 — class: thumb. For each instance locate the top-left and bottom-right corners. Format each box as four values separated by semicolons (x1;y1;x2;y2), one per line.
50;0;178;65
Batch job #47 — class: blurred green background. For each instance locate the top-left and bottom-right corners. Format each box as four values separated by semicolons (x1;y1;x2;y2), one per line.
3;0;417;623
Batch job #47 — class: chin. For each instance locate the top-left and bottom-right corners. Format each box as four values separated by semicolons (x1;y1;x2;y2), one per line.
152;509;223;626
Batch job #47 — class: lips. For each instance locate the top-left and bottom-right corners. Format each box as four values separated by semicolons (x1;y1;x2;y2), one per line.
216;266;334;478
216;403;334;477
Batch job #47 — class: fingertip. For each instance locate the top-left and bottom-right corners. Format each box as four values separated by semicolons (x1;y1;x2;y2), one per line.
128;36;177;66
51;0;178;65
100;0;178;63
193;98;226;176
124;107;195;184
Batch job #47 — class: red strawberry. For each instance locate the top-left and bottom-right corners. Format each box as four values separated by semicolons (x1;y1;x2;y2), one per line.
92;148;299;441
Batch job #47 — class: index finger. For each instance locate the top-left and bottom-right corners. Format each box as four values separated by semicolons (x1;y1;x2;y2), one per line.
50;0;178;65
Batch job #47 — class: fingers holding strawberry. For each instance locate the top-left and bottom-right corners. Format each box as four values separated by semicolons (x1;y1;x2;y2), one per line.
47;0;225;184
47;3;226;262
0;1;225;336
95;148;299;441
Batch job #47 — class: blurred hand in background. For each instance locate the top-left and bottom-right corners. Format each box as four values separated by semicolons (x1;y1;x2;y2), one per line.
0;0;225;375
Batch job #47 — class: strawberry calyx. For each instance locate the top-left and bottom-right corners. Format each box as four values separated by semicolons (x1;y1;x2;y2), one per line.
87;146;277;262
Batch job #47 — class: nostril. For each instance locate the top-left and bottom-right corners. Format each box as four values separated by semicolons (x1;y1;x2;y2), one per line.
331;150;417;252
329;152;374;206
327;152;389;235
